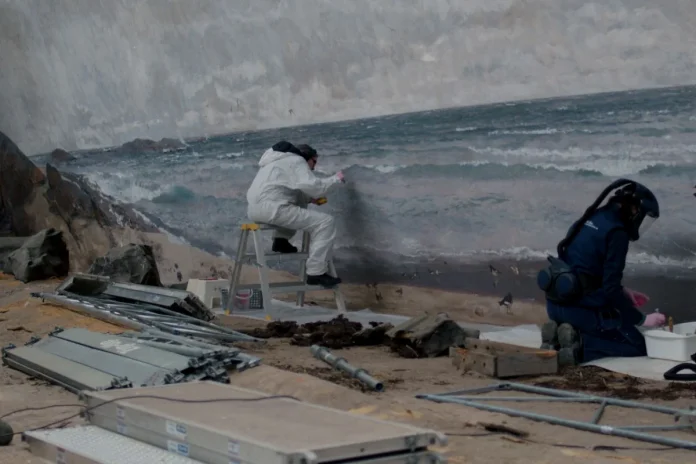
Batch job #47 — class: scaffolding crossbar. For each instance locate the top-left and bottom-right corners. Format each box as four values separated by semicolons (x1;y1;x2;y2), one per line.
416;382;696;450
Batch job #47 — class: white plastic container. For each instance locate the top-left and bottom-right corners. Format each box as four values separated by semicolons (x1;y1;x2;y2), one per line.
643;322;696;362
185;278;230;309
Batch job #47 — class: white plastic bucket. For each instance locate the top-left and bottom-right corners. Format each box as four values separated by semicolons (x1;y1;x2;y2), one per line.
233;289;253;311
643;322;696;362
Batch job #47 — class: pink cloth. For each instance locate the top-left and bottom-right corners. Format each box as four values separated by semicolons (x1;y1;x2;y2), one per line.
624;287;649;308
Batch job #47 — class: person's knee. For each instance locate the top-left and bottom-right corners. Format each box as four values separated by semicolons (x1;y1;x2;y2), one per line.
314;214;336;237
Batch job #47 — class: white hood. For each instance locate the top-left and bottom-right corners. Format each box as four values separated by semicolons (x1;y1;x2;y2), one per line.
258;148;297;167
247;146;341;214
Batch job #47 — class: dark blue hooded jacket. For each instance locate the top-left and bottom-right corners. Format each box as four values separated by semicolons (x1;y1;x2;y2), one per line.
558;204;645;326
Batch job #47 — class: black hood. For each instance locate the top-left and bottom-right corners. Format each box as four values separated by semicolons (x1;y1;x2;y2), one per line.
271;141;312;160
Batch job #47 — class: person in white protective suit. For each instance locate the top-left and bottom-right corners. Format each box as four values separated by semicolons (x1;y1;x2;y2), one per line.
246;141;345;288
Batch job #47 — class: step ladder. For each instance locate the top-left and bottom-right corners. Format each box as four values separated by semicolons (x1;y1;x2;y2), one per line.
223;223;346;315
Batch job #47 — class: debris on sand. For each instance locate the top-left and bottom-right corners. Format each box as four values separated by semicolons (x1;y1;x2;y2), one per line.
534;366;696;400
243;313;485;359
242;315;393;350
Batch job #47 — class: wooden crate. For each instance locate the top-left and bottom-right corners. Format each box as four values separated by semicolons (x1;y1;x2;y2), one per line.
449;338;558;378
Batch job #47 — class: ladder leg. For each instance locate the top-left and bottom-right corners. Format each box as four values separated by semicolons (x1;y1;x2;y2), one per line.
328;259;347;314
225;229;249;314
295;231;310;307
252;229;274;316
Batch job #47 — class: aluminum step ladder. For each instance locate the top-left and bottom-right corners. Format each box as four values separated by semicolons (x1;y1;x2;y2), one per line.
223;223;346;315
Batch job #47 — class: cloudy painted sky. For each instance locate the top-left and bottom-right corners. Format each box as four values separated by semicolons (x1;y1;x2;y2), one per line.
1;0;695;153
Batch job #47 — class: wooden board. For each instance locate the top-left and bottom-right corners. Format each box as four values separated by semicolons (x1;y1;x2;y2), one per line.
449;338;558;378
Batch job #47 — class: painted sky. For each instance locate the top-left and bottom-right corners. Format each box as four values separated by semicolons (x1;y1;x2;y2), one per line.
2;0;695;154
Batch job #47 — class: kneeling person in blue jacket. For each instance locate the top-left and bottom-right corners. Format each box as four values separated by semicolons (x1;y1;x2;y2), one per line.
538;179;665;366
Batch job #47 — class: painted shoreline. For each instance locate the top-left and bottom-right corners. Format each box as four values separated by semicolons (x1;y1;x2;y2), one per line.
333;254;696;323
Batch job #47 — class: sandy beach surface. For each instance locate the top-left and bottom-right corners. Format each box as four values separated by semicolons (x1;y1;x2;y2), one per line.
2;233;696;463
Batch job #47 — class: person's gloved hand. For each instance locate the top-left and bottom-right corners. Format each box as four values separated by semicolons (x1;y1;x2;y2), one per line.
624;287;649;308
642;312;666;328
336;171;345;183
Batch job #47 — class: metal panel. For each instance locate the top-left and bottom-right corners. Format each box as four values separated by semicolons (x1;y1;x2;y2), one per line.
84;382;447;464
101;282;214;321
33;337;174;387
23;425;204;464
2;345;129;393
104;285;181;307
50;328;195;372
110;282;194;299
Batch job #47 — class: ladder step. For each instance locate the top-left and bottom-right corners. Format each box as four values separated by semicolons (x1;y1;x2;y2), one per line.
243;251;309;263
236;281;335;294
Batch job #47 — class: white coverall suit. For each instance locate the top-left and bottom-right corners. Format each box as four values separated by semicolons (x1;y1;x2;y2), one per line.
246;148;342;276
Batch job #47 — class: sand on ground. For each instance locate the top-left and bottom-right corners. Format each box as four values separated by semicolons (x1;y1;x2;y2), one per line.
2;268;695;464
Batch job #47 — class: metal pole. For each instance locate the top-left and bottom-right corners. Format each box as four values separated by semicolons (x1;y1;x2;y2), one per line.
296;231;310;307
52;291;260;341
310;345;384;392
417;394;696;450
446;396;599;403
225;228;249;314
35;293;146;330
500;382;689;416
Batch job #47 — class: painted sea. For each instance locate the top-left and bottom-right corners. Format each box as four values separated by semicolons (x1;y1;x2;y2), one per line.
36;85;696;312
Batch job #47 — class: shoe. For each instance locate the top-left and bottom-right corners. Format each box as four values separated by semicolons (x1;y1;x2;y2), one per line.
558;346;581;368
557;323;579;348
540;320;559;350
307;273;342;288
272;238;298;254
557;323;582;367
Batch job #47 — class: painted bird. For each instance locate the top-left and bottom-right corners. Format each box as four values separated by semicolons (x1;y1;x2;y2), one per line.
489;264;501;288
499;292;513;314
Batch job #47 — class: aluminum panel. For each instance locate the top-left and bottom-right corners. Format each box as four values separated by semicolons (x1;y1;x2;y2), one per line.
2;345;126;392
23;425;204;464
84;382;446;464
34;337;173;387
51;328;194;371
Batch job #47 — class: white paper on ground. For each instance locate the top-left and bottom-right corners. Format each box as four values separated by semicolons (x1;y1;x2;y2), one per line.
224;300;683;381
479;325;542;348
584;356;680;381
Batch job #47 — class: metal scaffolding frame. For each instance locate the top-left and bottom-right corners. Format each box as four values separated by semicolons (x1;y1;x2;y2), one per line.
2;327;261;391
416;382;696;450
32;292;261;344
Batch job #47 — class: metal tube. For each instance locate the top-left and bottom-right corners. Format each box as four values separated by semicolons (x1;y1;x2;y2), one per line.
500;382;688;416
226;228;249;314
36;293;146;330
417;394;696;450
591;401;608;424
618;425;693;432
142;330;238;352
449;396;598;403
310;345;384;392
37;292;260;343
296;231;310;307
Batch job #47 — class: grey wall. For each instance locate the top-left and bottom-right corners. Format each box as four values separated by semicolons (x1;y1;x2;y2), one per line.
2;0;696;154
